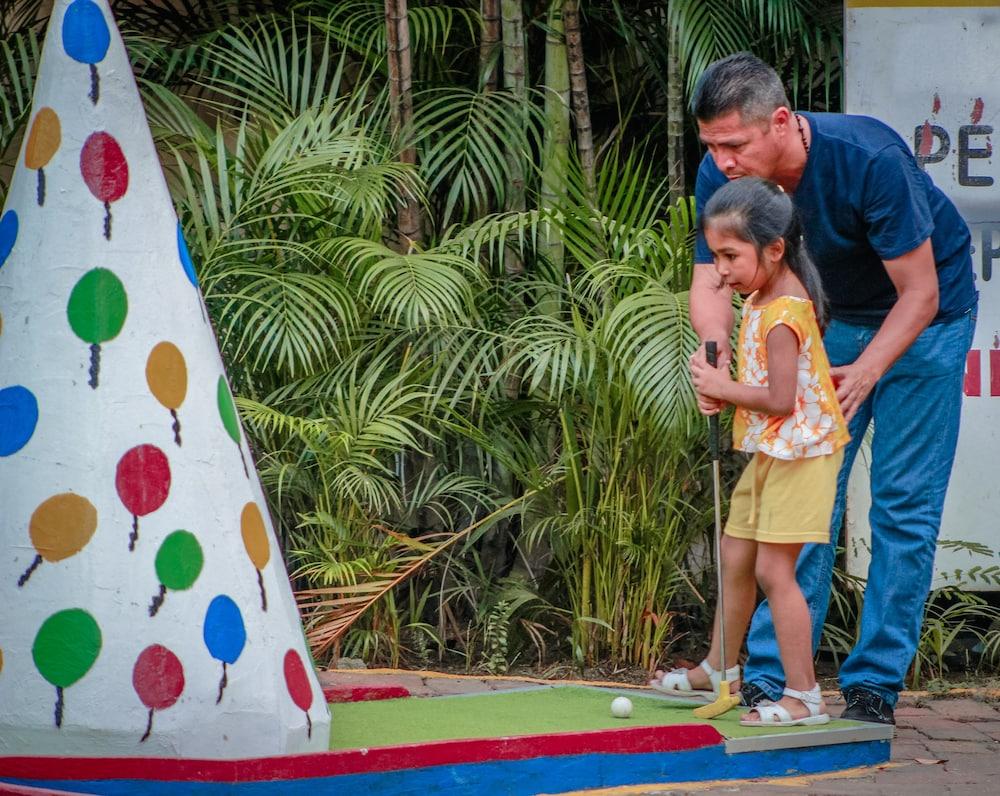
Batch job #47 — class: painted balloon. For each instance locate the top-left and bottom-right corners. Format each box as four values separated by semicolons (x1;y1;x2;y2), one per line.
32;608;101;727
18;493;98;587
0;385;38;456
0;210;17;270
217;376;249;477
115;444;170;551
283;649;314;738
177;222;199;287
146;342;187;446
62;0;110;105
203;595;246;704
241;502;270;611
25;108;61;206
149;530;203;616
67;268;127;389
80;132;128;239
133;644;184;742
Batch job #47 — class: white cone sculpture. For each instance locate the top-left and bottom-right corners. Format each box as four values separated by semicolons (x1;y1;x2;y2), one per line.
0;0;330;757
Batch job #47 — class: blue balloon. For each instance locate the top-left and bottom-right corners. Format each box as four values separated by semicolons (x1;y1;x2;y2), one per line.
0;210;17;270
62;0;110;65
177;222;199;287
203;595;246;665
0;386;39;457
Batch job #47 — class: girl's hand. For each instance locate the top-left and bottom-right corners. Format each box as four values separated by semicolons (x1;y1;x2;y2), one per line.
696;393;725;416
690;355;732;401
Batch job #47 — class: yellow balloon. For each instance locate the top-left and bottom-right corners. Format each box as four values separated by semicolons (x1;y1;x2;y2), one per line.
241;502;270;571
145;342;188;411
25;107;61;170
30;493;98;562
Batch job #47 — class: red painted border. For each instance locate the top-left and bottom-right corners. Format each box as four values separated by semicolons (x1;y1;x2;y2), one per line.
0;724;724;783
321;685;411;703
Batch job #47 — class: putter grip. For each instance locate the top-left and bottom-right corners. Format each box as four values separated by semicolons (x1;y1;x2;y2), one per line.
706;341;719;462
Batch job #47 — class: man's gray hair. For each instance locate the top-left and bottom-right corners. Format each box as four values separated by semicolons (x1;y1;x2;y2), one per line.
692;52;790;124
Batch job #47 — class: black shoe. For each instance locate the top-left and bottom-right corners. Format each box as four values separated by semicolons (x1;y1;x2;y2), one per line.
841;687;895;725
740;681;773;708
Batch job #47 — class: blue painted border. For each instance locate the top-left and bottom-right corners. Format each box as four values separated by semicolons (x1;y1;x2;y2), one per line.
3;740;889;795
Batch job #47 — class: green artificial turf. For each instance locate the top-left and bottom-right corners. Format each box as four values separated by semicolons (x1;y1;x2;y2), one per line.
329;686;856;750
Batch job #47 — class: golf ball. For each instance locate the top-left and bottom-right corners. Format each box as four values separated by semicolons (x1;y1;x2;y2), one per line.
610;696;633;718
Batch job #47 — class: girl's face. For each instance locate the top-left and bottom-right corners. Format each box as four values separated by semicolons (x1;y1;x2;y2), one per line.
705;223;773;294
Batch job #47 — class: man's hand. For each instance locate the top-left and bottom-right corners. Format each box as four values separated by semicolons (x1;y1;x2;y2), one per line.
830;361;878;422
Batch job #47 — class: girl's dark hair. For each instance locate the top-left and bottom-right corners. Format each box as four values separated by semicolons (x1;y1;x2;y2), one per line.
699;177;828;328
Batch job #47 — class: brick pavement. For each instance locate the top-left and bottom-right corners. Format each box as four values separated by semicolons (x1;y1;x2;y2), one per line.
318;668;1000;794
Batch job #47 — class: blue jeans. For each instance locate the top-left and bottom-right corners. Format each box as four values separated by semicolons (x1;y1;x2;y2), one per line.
743;306;976;707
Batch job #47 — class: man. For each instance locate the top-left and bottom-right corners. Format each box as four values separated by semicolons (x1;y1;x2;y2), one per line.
688;52;977;724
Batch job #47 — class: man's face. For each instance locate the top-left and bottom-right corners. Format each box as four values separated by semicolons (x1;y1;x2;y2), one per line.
697;109;784;181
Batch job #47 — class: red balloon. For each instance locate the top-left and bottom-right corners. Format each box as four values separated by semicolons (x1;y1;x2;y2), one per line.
80;132;128;203
283;649;313;712
116;444;171;517
133;644;184;710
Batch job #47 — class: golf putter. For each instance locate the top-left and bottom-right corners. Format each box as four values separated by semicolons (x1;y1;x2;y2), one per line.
693;341;741;720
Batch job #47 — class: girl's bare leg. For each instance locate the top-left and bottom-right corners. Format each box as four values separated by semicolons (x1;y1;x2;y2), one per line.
743;541;826;721
654;535;758;692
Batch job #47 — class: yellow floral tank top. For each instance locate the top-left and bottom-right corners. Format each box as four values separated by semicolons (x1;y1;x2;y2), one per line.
733;294;850;460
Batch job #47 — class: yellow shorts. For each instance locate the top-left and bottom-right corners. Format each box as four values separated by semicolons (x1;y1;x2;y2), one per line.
724;450;843;545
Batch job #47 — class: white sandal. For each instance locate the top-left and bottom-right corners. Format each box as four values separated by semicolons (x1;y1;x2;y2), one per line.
649;659;740;700
739;684;830;727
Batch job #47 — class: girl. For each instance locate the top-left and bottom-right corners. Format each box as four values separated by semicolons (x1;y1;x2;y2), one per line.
651;177;849;726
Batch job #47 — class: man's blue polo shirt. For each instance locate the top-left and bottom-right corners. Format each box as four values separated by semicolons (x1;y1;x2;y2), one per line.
694;112;977;325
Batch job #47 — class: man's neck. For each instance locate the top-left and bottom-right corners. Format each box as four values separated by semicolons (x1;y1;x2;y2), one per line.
774;113;810;193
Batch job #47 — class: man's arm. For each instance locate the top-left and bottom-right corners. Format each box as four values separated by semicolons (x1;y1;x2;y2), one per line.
830;238;939;420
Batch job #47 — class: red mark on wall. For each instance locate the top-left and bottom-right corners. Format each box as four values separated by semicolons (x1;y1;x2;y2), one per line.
965;350;981;396
932;93;941;115
964;348;1000;397
971;97;985;124
919;120;934;157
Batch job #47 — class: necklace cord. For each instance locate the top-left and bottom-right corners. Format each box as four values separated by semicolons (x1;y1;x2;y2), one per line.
795;113;810;156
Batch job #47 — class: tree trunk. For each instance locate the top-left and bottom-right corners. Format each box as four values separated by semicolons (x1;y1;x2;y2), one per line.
538;0;569;311
563;0;595;202
480;0;501;92
385;0;421;251
500;0;526;275
666;21;685;204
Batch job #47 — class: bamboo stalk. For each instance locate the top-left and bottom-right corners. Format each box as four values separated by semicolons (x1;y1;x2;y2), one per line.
539;0;570;312
480;0;501;92
563;0;595;201
666;21;685;203
385;0;421;250
500;0;527;274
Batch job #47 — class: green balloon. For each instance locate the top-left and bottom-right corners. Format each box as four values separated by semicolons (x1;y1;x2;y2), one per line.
67;268;127;344
32;609;101;688
156;530;203;591
217;376;240;445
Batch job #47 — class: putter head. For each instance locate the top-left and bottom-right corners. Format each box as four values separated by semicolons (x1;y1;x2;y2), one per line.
691;679;741;719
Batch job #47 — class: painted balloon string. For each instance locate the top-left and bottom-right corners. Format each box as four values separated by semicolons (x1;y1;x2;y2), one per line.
103;201;112;240
89;64;99;106
149;583;167;617
171;409;182;446
140;708;155;743
237;444;249;479
216;662;228;704
129;514;139;551
88;343;101;388
54;686;64;728
37;169;45;206
17;554;43;587
256;569;268;612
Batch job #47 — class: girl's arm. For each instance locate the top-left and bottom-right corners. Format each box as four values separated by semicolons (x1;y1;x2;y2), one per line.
690;324;798;416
